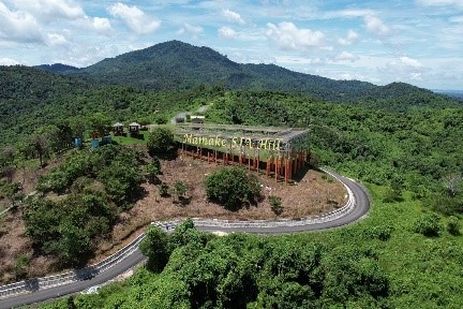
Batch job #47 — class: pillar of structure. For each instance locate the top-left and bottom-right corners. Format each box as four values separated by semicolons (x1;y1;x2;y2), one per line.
275;157;279;182
289;157;293;180
284;157;288;183
266;157;270;176
256;154;260;173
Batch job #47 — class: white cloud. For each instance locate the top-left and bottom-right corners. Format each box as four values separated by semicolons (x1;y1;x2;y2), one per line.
274;56;324;65
12;0;85;22
46;33;68;46
334;51;358;62
265;22;324;50
335;9;390;37
91;17;112;34
70;16;113;36
336;9;377;18
338;29;359;45
218;26;237;39
0;57;20;65
177;23;203;37
108;3;160;34
364;15;390;36
399;56;423;69
0;2;44;43
417;0;463;8
222;9;245;24
380;55;425;81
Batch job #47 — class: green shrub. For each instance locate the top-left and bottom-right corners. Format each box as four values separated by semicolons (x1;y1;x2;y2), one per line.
364;225;394;241
413;213;441;237
147;127;175;157
37;170;69;193
447;216;460;235
146;158;161;184
159;182;170;197
383;187;403;203
174;181;188;204
269;195;283;215
140;225;170;272
98;160;143;208
205;167;261;211
14;255;30;279
0;180;22;204
153;115;168;125
23;192;115;266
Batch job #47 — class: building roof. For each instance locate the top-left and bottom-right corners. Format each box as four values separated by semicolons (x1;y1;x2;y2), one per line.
113;122;124;127
129;122;141;127
174;123;309;152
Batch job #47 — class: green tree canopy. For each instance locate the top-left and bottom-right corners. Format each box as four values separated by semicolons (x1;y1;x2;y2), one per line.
205;167;261;211
147;127;176;158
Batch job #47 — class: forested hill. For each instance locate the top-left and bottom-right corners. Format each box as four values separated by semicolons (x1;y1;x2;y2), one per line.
0;66;88;101
45;40;456;106
34;63;80;74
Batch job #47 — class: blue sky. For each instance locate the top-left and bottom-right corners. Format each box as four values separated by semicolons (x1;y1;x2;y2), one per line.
0;0;462;89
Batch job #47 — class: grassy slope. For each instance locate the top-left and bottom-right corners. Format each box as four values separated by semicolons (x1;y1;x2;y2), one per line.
42;184;463;308
112;134;148;145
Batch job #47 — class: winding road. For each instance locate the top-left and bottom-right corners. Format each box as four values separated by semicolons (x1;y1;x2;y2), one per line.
0;169;370;309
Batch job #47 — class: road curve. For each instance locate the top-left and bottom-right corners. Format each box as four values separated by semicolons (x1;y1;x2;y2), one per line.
0;169;370;309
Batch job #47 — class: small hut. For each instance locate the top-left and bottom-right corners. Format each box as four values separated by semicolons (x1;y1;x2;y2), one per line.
191;115;205;124
175;116;185;124
113;122;124;136
129;122;141;137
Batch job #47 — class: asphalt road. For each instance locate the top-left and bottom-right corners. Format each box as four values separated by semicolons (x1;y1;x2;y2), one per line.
0;171;370;309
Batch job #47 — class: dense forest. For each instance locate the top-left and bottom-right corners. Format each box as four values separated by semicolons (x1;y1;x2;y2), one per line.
1;40;463;308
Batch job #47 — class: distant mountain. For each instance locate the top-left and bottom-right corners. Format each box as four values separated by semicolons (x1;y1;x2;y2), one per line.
59;40;457;106
35;63;80;74
70;40;376;101
434;90;463;101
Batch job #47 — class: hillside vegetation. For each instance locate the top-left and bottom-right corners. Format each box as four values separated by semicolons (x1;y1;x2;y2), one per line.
43;192;463;308
25;145;145;265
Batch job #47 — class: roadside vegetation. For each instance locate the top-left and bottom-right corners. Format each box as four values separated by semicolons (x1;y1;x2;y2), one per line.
24;145;146;265
43;187;463;308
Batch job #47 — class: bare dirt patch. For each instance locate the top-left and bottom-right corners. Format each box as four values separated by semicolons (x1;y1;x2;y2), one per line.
0;210;58;284
137;156;346;221
0;160;62;284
